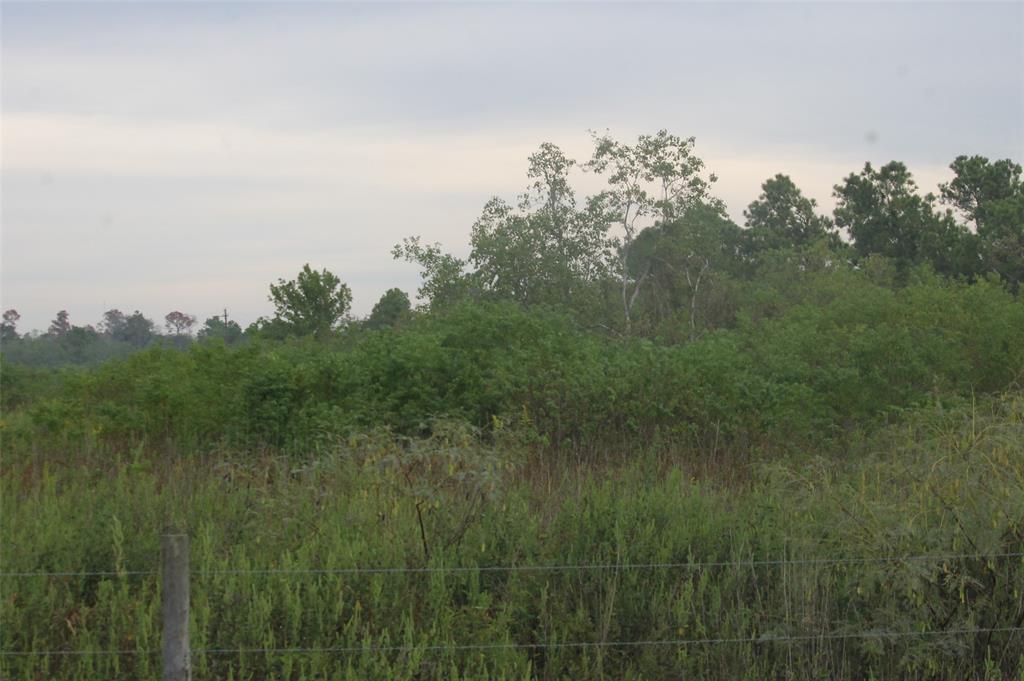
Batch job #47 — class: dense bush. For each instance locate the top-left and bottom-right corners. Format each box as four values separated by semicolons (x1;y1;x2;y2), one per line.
4;273;1022;464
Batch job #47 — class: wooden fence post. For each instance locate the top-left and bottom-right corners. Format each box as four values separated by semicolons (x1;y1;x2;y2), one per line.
162;533;191;681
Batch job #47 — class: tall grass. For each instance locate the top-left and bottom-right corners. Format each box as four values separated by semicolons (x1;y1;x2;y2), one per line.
3;395;1023;680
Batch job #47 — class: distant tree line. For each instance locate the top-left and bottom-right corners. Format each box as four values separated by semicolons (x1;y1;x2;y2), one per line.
1;131;1020;367
394;132;1022;339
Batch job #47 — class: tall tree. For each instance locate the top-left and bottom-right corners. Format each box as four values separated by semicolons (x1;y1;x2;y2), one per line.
197;316;244;344
61;325;100;363
164;311;197;336
47;310;71;338
396;142;610;312
833;161;969;277
940;155;1023;290
269;264;352;340
467;147;610;308
366;288;412;330
940;156;1022;233
631;204;744;339
393;237;470;310
587;130;720;329
120;311;157;348
1;309;19;343
99;309;128;337
744;174;837;255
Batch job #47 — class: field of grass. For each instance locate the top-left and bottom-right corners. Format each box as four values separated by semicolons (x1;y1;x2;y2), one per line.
3;394;1023;680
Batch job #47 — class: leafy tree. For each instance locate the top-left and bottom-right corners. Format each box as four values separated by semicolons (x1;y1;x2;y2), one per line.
392;237;470;310
743;174;838;255
366;288;412;330
99;309;128;337
526;142;577;233
586;130;721;329
940;155;1022;232
61;325;100;363
47;310;71;338
245;316;293;341
164;311;197;336
631;204;745;339
940;155;1024;291
833;161;970;278
198;316;244;344
268;264;352;340
467;144;611;308
397;143;611;314
120;311;157;348
977;196;1024;291
1;309;20;343
396;131;721;329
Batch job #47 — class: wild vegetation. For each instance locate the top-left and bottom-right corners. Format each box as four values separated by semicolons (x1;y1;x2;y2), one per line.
2;133;1023;679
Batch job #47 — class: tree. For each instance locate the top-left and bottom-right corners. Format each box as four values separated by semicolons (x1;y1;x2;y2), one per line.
586;130;721;329
393;237;471;310
198;316;244;344
833;161;970;278
743;174;838;255
61;325;100;363
1;309;20;343
396;143;611;313
366;288;412;330
466;144;610;308
99;309;128;337
269;264;352;339
164;311;197;336
940;156;1022;233
120;311;157;348
940;155;1024;291
47;310;71;338
526;142;577;234
630;204;745;339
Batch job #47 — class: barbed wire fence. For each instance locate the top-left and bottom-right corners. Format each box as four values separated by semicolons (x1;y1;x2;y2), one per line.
2;536;1023;679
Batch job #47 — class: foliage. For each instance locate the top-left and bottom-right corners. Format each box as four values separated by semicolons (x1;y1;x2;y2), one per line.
586;130;722;328
392;237;471;311
365;288;412;330
743;173;839;255
47;310;71;338
6;272;1021;463
629;204;746;340
1;309;20;343
2;395;1022;680
941;155;1024;291
163;311;196;336
833;161;973;278
466;144;612;311
268;264;352;340
197;316;244;344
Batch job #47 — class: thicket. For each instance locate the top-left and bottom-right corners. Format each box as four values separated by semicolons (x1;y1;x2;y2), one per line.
4;269;1022;464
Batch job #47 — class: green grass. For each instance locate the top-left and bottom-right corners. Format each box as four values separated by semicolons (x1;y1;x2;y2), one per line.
2;395;1023;680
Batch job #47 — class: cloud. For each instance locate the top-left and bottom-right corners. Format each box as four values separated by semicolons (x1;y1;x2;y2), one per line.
2;2;1021;330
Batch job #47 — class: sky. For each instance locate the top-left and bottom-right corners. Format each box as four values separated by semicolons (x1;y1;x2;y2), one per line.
2;1;1022;333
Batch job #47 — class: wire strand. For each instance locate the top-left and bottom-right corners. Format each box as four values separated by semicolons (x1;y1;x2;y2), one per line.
196;551;1024;576
5;626;1021;657
4;551;1021;579
0;570;155;578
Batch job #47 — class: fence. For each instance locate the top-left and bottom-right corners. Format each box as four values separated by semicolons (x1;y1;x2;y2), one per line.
2;535;1024;680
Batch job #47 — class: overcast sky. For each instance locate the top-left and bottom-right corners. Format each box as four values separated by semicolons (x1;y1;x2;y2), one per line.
3;1;1022;332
